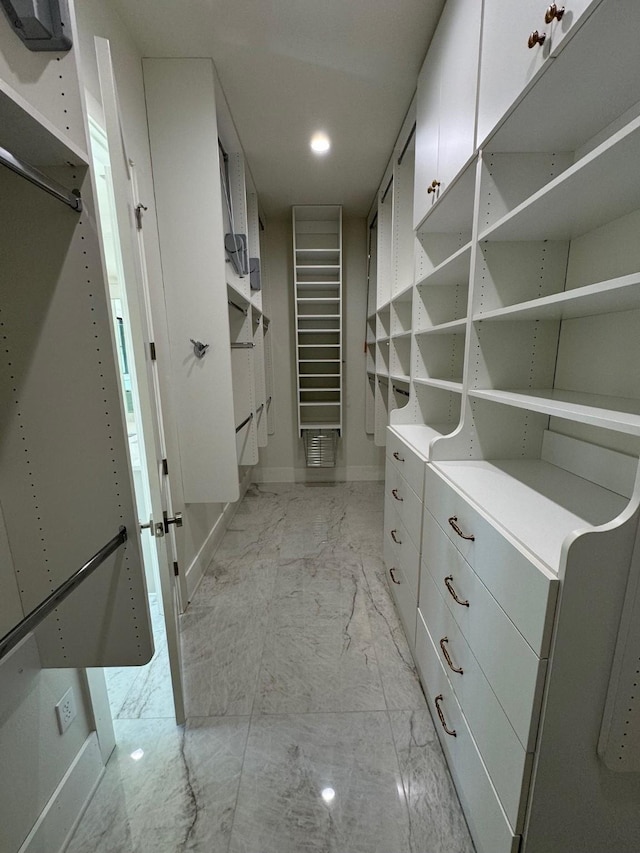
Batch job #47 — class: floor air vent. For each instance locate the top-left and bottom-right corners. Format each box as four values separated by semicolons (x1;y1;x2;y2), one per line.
303;429;338;467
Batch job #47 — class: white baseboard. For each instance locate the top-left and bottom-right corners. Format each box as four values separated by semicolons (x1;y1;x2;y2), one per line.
17;733;103;853
184;467;253;602
253;465;384;483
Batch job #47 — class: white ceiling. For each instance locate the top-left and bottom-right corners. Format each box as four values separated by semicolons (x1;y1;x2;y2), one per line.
111;0;445;217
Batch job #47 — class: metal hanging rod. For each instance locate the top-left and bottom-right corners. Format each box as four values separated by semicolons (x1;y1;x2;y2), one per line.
393;385;410;397
235;412;254;433
397;122;417;166
256;403;265;414
0;145;82;212
228;299;248;316
231;341;255;349
381;175;394;204
0;526;127;663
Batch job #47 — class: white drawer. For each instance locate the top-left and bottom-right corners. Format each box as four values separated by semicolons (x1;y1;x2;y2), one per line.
384;530;418;650
385;457;422;550
421;508;546;752
419;570;532;832
415;611;520;853
384;497;420;595
386;427;425;502
424;463;557;656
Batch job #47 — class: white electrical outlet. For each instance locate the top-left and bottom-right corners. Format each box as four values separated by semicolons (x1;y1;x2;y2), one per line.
55;687;77;734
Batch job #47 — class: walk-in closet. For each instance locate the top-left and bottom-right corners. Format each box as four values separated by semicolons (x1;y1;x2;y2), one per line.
2;2;640;852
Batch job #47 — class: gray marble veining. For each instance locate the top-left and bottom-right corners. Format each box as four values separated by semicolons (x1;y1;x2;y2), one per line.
228;711;411;853
254;554;387;714
390;709;475;853
69;481;477;853
66;717;249;853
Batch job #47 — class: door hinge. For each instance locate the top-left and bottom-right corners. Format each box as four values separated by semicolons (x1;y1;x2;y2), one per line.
173;561;179;577
149;341;157;361
162;458;169;475
135;203;148;230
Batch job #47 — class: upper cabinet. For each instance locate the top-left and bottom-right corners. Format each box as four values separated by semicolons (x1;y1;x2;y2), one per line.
413;0;482;229
477;0;602;146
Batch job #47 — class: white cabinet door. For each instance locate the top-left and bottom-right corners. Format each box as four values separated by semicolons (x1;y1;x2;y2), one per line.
143;59;239;504
477;0;602;146
413;37;441;228
435;0;482;195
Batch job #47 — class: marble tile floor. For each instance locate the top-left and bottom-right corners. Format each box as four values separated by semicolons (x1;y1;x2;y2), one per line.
104;593;175;720
67;482;474;853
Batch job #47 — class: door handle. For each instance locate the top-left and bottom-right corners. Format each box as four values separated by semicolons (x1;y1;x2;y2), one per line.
140;518;165;538
163;511;183;533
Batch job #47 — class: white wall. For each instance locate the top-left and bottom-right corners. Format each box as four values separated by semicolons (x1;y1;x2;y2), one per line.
255;216;385;482
0;639;94;852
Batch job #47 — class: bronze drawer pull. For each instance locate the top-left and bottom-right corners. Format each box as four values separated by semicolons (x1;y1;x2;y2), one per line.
393;451;404;462
435;694;457;737
528;29;546;48
448;516;474;541
440;637;463;674
427;179;441;194
392;489;403;502
390;529;402;544
544;3;564;23
389;567;401;585
444;575;469;607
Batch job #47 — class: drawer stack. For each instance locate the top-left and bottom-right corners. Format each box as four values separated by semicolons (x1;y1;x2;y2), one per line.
383;429;427;649
415;463;559;853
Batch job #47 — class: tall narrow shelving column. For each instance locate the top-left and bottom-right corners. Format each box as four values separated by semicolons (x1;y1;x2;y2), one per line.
292;205;343;466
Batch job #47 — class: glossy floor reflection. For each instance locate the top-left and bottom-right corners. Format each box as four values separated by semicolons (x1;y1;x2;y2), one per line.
67;482;474;853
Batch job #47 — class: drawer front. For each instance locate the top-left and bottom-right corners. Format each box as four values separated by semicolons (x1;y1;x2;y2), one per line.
419;571;532;831
421;508;546;752
424;463;557;656
415;611;520;853
384;497;420;594
384;531;418;649
385;458;422;550
386;427;426;501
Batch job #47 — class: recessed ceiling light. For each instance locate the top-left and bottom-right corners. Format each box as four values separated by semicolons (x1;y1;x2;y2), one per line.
310;132;331;154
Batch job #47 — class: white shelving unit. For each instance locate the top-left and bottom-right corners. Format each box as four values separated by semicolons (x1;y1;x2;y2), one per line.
373;2;640;852
292;205;342;465
0;13;153;667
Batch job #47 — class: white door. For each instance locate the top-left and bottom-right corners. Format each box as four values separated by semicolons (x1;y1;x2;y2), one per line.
94;37;186;723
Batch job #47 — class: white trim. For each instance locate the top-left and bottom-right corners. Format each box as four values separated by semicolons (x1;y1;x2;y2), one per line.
253;465;384;483
184;467;253;601
18;734;103;853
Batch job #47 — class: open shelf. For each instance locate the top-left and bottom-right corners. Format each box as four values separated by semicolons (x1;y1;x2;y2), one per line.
416;155;477;234
474;273;640;322
469;388;640;436
416;240;473;288
480;116;640;242
433;458;628;574
414;377;463;393
293;205;343;439
415;318;467;335
390;423;456;457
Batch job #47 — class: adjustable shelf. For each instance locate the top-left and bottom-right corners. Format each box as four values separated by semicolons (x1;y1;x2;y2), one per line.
293;205;342;460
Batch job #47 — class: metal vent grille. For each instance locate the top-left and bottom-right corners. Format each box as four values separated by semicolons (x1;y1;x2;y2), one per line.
303;429;338;467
